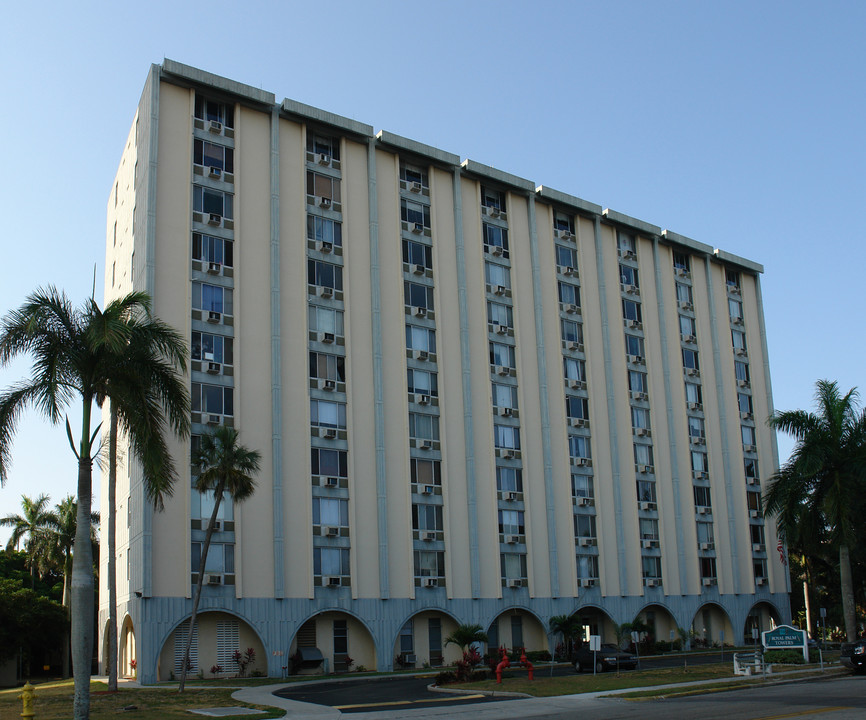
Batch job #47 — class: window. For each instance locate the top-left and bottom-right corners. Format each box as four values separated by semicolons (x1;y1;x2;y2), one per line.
742;425;756;446
554;210;574;234
307;132;340;160
193;283;233;315
693;485;712;508
637;480;657;503
311;448;347;478
413;504;444;532
631;407;650;429
500;552;527;581
499;509;525;535
628;370;648;393
569;435;591;460
691;451;708;473
753;558;767;580
308;260;343;290
492;383;517;409
333;620;348;667
699;557;717;580
617;231;635;254
564;357;586;382
487;302;513;329
558;282;580;307
622;299;642;322
309;352;346;382
642;556;662;580
314;547;349;576
675;283;693;304
576;555;598;580
574;514;596;539
409;413;440;442
728;298;743;320
191;383;233;416
731;330;747;351
738;393;753;414
483;224;509;256
403;239;432;269
309;305;344;336
194;139;233;172
639;518;659;540
680;315;696;337
193;233;233;266
566;396;589;420
408;368;438;396
308;216;343;247
747;491;763;513
688;417;705;438
194;488;233;522
310;400;347;429
697;522;714;545
412;459;441;487
193;186;233;218
495;425;521;450
306;172;341;203
750;524;765;546
561;319;583;344
634;444;654;466
192;332;233;365
735;361;750;382
572;474;594;499
404;282;434;310
745;458;759;480
195;96;234;127
497;466;523;493
485;261;511;289
673;252;689;271
414;550;444;578
481;186;505;211
511;616;524;649
400;162;427;187
682;349;700;370
401;198;431;229
685;382;702;404
406;325;436;353
490;342;516;368
619;264;639;287
192;541;234;574
313;498;349;527
399;620;414;655
726;269;740;289
556;245;577;269
624;334;644;357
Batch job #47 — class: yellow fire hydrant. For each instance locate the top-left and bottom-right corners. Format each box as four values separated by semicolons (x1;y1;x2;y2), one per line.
19;681;36;719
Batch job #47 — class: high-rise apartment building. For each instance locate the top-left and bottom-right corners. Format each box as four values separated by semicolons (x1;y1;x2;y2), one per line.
100;60;790;683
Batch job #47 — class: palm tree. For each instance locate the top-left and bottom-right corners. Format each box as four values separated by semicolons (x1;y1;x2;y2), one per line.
1;493;53;587
765;379;866;641
179;426;260;692
549;614;581;659
0;287;187;720
443;623;488;653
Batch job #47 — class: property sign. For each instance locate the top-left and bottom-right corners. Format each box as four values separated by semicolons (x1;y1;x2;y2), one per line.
762;625;807;661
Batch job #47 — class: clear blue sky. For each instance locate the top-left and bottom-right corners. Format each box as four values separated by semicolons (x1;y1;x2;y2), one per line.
1;0;864;543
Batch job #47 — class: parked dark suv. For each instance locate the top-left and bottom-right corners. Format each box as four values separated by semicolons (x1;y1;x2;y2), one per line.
841;640;866;673
574;644;638;672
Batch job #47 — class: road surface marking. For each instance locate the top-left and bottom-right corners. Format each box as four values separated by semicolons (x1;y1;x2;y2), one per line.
754;707;851;719
335;694;485;709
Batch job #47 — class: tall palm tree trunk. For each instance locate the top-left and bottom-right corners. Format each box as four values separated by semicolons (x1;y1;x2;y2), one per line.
63;561;71;679
801;554;813;638
72;453;95;720
178;484;223;693
840;545;857;641
107;408;118;691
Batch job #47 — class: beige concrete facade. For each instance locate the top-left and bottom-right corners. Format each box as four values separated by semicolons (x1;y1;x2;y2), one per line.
99;61;790;684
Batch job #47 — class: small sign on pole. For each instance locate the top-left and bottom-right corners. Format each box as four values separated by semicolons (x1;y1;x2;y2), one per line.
589;634;600;675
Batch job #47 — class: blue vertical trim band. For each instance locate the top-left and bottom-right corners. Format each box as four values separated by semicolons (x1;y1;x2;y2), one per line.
270;108;284;597
526;197;559;597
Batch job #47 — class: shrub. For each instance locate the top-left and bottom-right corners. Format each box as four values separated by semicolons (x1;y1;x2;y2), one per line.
525;650;552;663
764;649;805;664
435;670;457;685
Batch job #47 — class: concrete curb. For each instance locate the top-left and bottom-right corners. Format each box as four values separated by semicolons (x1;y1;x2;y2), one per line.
426;682;531;699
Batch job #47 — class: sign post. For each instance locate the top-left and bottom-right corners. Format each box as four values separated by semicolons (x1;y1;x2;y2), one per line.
631;631;641;670
762;625;808;662
589;634;600;676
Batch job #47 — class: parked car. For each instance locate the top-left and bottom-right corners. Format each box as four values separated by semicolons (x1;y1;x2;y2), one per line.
573;644;638;672
841;640;866;673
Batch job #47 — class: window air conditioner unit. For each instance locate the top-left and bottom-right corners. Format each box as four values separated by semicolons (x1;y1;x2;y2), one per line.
580;578;595;588
206;573;223;585
491;245;503;256
679;301;693;310
323;526;339;537
752;543;765;552
413;306;427;317
624;250;637;260
499;406;513;417
317;153;331;166
564;266;576;276
641;539;653;549
747;476;759;485
756;577;767;586
493;323;507;334
502;449;515;459
702;577;715;586
638;464;651;474
415;350;429;361
488;206;501;217
507;579;522;588
576;496;591;507
567;342;583;353
566;303;579;314
744;444;757;453
422;484;435;495
687;368;700;377
697;506;710;515
412;222;424;234
695;471;708;480
317;241;333;253
324;476;339;488
207;362;221;375
412;263;425;275
417;394;430;405
700;542;713;551
560;230;573;239
325;576;341;587
691;436;706;445
639;501;655;511
741;411;753;420
738;380;750;388
628;355;643;365
635;427;648;437
626;284;639;295
323;379;336;391
575;457;589;467
421;531;436;542
750;509;759;518
423;578;438;588
735;348;748;357
208;166;222;179
207;213;222;226
506;491;518;501
579;537;594;547
410;181;423;193
320;332;335;344
687;401;701;410
570;417;587;428
208;120;222;133
419;440;432;450
322;428;337;439
205;519;222;532
506;534;520;544
318;286;333;298
646;579;659;587
317;196;332;208
732;316;743;325
494;285;507;295
206;414;221;425
206;261;221;275
684;334;697;343
496;365;510;376
569;378;586;389
627;320;641;329
677;268;688;278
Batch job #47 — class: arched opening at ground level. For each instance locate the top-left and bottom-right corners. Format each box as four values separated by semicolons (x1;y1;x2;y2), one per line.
570;606;618;646
486;608;547;655
634;604;679;652
289;610;376;675
692;603;735;648
744;601;783;642
392;610;461;669
120;615;136;678
156;611;266;681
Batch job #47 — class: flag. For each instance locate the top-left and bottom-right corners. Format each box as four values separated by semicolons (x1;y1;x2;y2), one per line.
777;538;787;565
